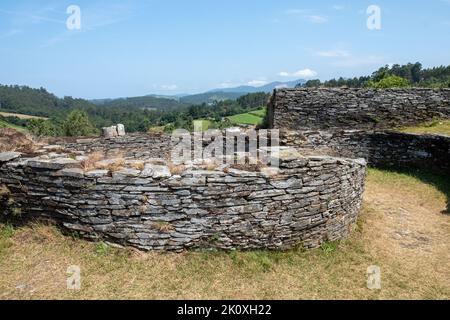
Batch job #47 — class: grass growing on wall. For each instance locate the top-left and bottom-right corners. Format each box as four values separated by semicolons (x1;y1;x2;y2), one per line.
0;168;449;299
399;120;450;136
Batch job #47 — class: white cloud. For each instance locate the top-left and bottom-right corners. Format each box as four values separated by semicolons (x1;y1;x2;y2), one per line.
278;68;318;78
308;15;328;23
316;49;351;58
160;84;178;91
247;80;268;87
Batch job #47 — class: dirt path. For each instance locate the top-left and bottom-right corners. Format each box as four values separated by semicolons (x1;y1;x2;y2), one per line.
362;171;450;298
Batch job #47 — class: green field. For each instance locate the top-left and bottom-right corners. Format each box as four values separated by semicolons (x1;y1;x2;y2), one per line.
227;108;266;126
0;119;27;132
248;108;267;117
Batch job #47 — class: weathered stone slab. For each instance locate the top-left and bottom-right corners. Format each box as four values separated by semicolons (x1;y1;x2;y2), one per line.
0;152;21;163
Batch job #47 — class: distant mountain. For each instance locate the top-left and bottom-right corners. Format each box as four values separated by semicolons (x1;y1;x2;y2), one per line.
89;80;305;107
178;79;305;104
208;79;305;94
179;92;244;105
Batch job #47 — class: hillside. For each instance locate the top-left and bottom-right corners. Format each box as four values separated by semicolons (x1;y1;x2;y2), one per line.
0;85;62;117
91;95;187;111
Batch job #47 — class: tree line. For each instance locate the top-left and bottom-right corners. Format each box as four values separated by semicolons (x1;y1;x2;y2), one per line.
298;63;450;88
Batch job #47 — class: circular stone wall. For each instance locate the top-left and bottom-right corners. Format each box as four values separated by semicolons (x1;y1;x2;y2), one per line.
0;145;366;251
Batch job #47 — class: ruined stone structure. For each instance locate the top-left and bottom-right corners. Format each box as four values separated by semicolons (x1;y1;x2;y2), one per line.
269;88;450;130
270;88;450;174
0;148;366;251
281;130;450;174
1;88;448;251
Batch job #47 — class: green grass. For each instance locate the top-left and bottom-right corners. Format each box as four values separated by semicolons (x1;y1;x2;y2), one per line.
0;119;27;132
0;224;15;256
248;108;267;117
399;119;450;136
227;110;264;126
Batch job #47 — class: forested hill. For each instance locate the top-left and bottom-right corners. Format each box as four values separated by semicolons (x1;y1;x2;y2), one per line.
0;85;72;117
91;95;187;111
0;85;189;118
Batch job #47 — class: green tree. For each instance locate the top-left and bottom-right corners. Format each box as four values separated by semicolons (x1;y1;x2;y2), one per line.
367;75;410;89
27;119;60;137
63;110;96;137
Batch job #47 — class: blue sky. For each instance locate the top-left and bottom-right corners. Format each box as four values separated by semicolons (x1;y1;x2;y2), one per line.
0;0;449;99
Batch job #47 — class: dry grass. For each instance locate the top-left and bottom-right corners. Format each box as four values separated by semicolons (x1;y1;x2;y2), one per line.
0;112;48;120
153;221;175;233
0;128;37;154
130;162;145;171
0;168;449;300
80;151;105;171
168;163;186;175
0;185;10;196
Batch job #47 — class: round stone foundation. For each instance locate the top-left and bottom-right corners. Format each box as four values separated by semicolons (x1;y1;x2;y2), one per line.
0;135;366;251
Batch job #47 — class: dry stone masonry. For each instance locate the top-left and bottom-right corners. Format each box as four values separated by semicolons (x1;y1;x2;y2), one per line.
281;130;450;174
269;88;450;130
0;147;366;251
270;88;450;175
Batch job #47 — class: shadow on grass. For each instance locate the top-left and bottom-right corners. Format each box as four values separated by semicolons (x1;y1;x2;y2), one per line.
377;167;450;214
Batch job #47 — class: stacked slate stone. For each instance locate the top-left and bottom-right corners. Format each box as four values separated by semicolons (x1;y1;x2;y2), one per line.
62;133;173;160
270;88;450;130
0;147;366;251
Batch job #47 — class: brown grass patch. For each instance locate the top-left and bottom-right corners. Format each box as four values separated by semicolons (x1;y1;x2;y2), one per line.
0;112;48;120
0;128;37;154
168;163;186;175
152;221;175;233
80;151;105;171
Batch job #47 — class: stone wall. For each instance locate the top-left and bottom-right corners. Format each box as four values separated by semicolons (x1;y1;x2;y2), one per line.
269;88;450;130
56;133;172;159
0;149;366;251
281;130;450;175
